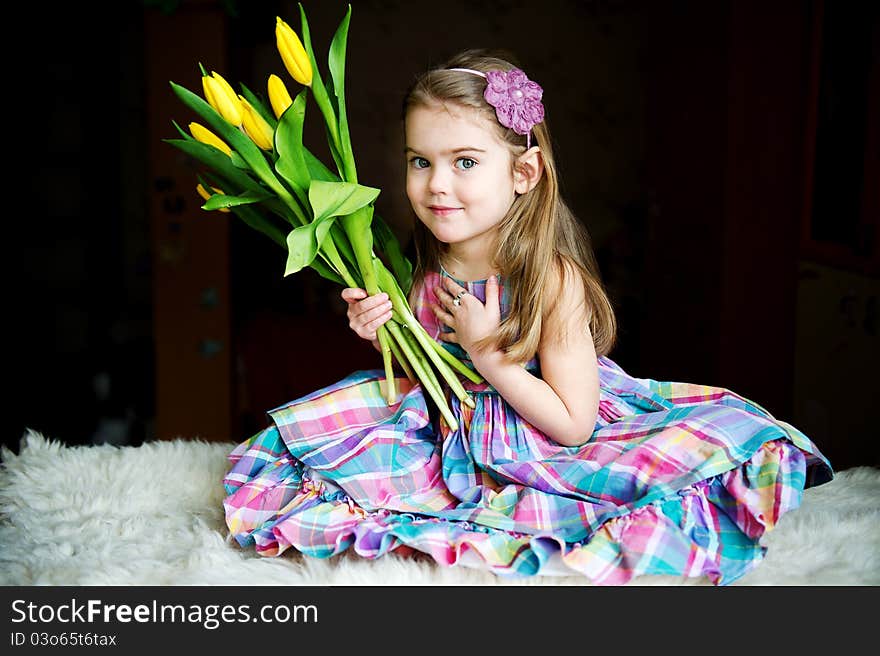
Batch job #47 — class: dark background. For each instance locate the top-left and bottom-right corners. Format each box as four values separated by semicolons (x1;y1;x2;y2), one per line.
7;0;879;471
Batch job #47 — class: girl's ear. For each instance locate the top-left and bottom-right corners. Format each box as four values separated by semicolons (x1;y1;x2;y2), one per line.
513;146;545;194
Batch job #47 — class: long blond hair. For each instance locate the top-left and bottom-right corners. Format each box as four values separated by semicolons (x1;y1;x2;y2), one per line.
404;49;616;360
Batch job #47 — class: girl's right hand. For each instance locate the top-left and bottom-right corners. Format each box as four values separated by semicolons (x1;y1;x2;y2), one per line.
341;288;393;347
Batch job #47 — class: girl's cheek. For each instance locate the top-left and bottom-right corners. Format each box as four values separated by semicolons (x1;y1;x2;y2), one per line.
404;178;417;203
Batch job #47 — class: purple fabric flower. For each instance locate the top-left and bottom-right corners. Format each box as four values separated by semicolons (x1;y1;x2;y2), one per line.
482;68;545;138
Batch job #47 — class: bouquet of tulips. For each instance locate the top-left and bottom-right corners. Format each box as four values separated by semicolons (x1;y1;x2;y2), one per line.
165;3;479;430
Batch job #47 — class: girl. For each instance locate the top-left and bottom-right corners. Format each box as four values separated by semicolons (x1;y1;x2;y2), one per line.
223;50;832;585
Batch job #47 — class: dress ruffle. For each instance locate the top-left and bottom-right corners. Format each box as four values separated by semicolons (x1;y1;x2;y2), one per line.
223;359;831;585
223;270;831;585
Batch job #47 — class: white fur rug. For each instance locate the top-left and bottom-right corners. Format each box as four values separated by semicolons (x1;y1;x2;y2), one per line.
1;430;877;586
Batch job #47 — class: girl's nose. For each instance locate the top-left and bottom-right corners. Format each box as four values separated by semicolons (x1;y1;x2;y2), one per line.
427;167;448;194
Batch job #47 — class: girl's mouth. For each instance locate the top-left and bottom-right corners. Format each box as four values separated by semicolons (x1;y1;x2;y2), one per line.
428;206;462;217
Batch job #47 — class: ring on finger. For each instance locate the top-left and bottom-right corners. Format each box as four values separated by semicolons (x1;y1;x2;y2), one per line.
452;290;467;307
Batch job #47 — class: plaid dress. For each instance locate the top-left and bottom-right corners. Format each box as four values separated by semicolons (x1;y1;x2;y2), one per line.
223;270;832;585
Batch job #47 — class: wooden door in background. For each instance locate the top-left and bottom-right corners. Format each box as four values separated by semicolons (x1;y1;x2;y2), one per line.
145;1;233;442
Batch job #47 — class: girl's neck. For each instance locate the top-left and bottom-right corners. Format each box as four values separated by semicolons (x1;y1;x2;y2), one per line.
440;241;498;283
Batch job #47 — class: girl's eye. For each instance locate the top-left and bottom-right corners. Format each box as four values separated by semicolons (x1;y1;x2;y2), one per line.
410;156;429;169
455;157;477;170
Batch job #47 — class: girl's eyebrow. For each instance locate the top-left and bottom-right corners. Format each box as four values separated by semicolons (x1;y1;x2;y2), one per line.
404;146;487;155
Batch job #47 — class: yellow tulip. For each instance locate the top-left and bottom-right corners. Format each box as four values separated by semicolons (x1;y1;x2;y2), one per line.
202;71;243;125
267;74;293;120
275;17;312;86
196;183;231;212
239;96;274;150
188;122;232;156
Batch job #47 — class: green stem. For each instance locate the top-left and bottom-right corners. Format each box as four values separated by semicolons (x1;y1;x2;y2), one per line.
311;90;342;163
405;320;475;408
376;329;395;404
386;326;415;384
312;67;392;398
375;262;483;386
329;223;359;276
321;239;358;288
339;208;394;402
426;335;485;385
387;322;458;432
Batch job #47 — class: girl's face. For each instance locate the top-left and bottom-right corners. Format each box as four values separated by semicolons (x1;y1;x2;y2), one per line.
405;104;517;254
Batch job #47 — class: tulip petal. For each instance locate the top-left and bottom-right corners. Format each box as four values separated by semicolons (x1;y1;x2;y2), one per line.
240;83;278;129
189;121;232;156
211;71;244;112
239;96;274;150
268;74;293;120
203;75;242;125
276;17;312;86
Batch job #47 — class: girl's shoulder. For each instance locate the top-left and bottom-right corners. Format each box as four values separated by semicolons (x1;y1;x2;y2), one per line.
542;254;585;299
540;256;591;326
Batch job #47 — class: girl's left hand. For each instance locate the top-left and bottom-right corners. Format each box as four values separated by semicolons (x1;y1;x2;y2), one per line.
432;275;501;355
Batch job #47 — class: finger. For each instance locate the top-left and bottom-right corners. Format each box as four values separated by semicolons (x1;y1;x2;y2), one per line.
341;287;368;304
352;305;393;339
435;285;452;302
441;277;464;298
434;286;455;312
364;308;393;336
485;275;501;311
358;297;393;324
431;303;454;327
438;329;458;344
356;291;390;314
441;279;476;310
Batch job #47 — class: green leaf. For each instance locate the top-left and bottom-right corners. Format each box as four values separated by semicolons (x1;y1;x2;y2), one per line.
308;180;379;223
298;2;345;177
298;147;410;291
309;257;346;286
228;203;288;248
202;189;273;210
284;179;378;276
373;213;413;294
171;119;193;140
303;148;340;183
230;152;251;169
192;166;297;244
285;224;314;275
274;89;310;201
284;221;334;275
327;5;353;171
164;138;264;194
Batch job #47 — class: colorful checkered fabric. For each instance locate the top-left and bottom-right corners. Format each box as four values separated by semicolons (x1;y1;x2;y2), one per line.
223;272;832;585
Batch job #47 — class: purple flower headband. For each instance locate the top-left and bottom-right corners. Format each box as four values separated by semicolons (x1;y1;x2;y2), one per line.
449;67;545;148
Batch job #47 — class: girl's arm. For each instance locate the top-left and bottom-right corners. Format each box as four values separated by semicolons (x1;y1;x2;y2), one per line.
434;266;600;447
